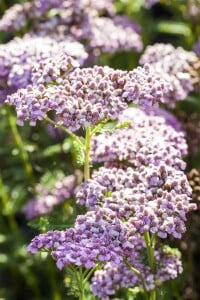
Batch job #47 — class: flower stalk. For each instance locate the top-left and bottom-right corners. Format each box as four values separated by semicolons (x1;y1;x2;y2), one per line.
84;127;91;180
45;116;83;148
125;260;148;300
6;106;35;188
144;232;156;300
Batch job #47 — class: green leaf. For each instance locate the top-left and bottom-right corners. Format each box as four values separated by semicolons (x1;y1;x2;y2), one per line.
0;234;6;243
115;121;131;130
0;254;8;264
28;213;74;231
98;120;131;134
72;140;85;166
156;21;192;37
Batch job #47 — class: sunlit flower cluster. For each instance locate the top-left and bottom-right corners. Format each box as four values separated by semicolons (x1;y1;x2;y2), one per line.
0;0;142;55
0;36;87;104
91;241;182;300
7;64;167;129
140;43;199;106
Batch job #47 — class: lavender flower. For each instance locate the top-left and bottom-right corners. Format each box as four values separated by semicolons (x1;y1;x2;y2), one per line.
0;0;116;33
31;54;79;85
91;240;182;300
91;108;188;166
123;64;168;109
0;1;65;32
30;14;143;55
0;0;142;56
0;35;87;102
140;43;199;106
7;64;167;130
144;107;183;132
77;163;196;239
27;208;128;269
0;3;31;32
193;37;200;56
23;174;80;219
6;66;127;128
75;15;143;53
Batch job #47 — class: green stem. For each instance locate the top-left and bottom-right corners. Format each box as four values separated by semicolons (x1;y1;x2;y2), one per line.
79;267;85;300
144;232;155;272
144;232;156;300
45;116;83;148
82;267;96;287
6;107;35;188
125;260;148;300
84;127;91;180
0;174;21;242
68;265;94;300
149;290;156;300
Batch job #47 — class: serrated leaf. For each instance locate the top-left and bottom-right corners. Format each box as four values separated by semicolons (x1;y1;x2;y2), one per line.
72;140;85;166
42;144;63;157
28;215;73;231
115;121;131;130
28;217;50;231
98;120;131;134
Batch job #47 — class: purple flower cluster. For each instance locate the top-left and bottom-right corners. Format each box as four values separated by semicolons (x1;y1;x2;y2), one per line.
77;163;195;239
193;37;200;56
26;105;193;296
31;54;79;85
0;3;31;32
7;64;167;130
91;239;182;300
91;108;188;166
145;107;183;132
140;43;198;106
0;0;115;33
123;65;167;109
0;1;67;32
79;107;196;239
23;174;79;219
0;36;87;104
71;15;143;54
27;208;128;269
0;0;142;55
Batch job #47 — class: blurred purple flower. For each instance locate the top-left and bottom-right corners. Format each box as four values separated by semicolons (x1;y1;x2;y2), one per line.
23;174;80;219
140;43;198;106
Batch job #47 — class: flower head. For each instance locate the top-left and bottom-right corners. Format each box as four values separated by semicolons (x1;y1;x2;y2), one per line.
7;65;167;129
140;43;199;106
91;240;182;300
28;208;128;269
23;173;80;219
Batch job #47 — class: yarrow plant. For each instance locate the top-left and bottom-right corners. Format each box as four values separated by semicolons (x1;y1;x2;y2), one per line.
5;46;195;299
0;1;199;300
